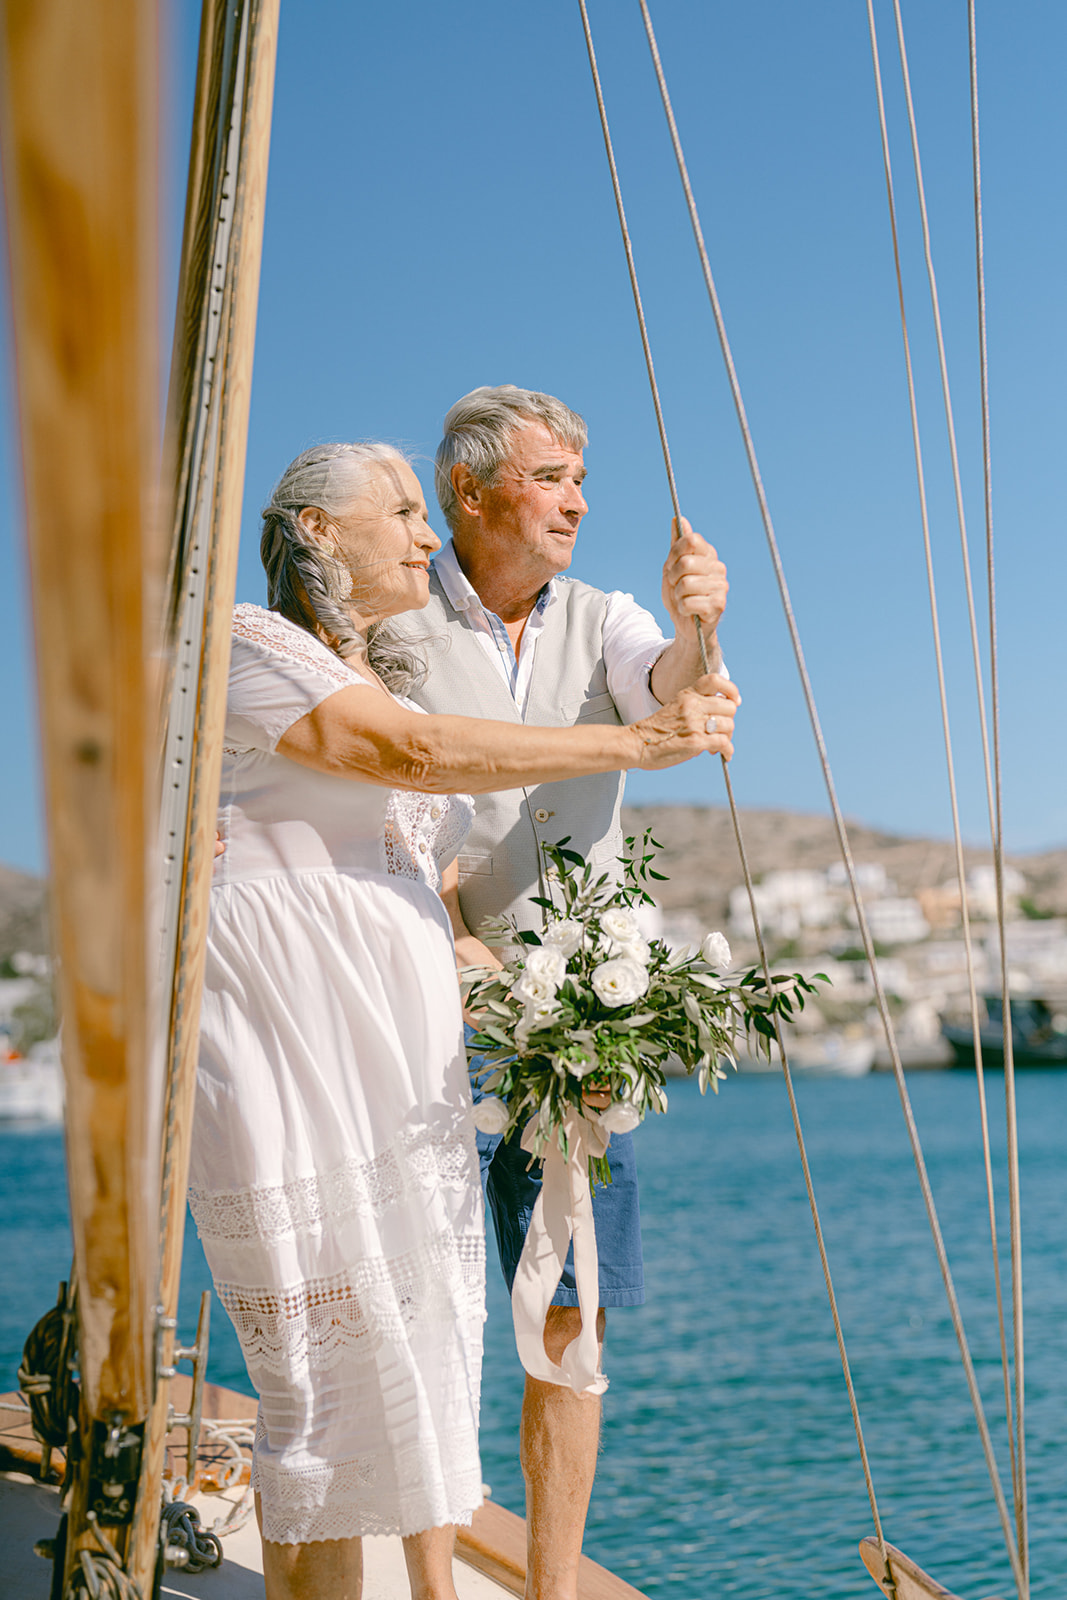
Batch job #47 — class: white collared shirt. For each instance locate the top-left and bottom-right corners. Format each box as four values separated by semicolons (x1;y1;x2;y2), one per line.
432;540;669;723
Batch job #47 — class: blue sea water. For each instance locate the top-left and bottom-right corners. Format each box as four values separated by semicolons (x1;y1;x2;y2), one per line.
2;1070;1063;1600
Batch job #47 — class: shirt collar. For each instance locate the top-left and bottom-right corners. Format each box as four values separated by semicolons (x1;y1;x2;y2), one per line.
433;539;560;618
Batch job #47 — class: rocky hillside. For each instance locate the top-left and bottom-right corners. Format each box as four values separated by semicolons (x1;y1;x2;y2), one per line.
620;804;1067;927
2;808;1064;958
0;863;48;960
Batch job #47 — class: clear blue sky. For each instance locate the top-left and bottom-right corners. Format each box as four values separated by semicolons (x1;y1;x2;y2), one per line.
1;0;1063;875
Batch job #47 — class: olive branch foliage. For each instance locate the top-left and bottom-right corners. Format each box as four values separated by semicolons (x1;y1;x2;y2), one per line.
465;831;826;1181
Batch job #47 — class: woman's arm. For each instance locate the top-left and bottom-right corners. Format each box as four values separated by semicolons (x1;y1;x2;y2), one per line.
277;672;739;793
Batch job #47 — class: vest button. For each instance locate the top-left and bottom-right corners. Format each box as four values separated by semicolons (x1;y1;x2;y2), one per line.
534;808;550;823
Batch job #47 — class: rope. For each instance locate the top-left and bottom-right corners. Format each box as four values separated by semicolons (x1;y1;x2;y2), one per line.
164;1416;257;1539
17;1279;80;1476
66;1519;143;1600
160;1501;224;1573
631;0;1025;1591
577;0;894;1577
968;0;1028;1568
868;0;1022;1548
574;0;681;535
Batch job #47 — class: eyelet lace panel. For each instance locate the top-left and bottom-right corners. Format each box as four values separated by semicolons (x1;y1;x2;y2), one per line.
254;1430;484;1543
188;1124;475;1245
232;603;364;690
382;791;475;889
216;1231;486;1380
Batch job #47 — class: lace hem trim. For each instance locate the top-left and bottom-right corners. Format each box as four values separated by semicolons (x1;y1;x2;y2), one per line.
216;1230;485;1379
188;1124;476;1245
254;1436;484;1543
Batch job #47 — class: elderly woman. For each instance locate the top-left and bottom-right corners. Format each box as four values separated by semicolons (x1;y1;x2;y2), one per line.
188;441;738;1600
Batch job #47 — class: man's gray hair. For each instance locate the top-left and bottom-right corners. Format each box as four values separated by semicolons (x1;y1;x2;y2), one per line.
260;441;425;692
434;384;587;532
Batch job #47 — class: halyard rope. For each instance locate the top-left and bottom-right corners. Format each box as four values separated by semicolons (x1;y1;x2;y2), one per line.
576;0;894;1577
967;0;1027;1569
640;0;1024;1583
583;0;1027;1591
867;0;1023;1559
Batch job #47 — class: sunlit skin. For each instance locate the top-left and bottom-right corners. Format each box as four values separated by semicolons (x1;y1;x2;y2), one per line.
238;451;738;1600
445;417;735;1600
298;458;441;642
449;422;589;633
449;421;729;696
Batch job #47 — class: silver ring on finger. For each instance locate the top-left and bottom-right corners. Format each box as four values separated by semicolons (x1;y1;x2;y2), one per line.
705;715;719;735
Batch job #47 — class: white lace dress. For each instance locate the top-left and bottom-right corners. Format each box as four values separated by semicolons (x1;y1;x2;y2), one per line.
188;604;484;1544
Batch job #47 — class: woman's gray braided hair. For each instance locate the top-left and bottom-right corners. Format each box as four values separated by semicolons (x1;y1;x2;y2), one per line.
261;441;425;694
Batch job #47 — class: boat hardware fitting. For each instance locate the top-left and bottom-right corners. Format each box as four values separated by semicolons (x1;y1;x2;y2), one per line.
162;1292;211;1483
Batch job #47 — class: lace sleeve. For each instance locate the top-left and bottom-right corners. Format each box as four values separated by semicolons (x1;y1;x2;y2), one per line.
383;792;474;889
226;604;369;752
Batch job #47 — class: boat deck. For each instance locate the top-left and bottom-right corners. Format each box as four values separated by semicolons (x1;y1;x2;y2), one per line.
0;1385;647;1600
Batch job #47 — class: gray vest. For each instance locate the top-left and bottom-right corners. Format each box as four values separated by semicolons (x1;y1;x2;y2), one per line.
397;569;627;941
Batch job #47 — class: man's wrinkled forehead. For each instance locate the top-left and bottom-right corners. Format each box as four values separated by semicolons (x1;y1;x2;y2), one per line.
500;420;587;482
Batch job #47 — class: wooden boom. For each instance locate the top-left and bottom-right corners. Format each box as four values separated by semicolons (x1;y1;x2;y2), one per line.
860;1536;967;1600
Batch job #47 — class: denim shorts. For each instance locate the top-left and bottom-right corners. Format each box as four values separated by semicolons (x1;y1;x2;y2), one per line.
469;1031;645;1309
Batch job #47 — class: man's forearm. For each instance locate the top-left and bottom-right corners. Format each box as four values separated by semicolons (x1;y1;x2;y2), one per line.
649;629;722;705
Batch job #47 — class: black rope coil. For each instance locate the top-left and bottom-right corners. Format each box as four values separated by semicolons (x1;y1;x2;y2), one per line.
18;1278;80;1461
160;1500;224;1574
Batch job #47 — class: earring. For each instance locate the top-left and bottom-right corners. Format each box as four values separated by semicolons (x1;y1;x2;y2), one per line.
321;546;353;602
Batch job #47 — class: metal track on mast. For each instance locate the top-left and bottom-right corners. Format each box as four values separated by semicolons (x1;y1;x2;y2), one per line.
128;0;279;1587
157;0;247;982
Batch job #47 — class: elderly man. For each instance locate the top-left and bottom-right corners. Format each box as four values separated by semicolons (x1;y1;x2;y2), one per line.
399;385;732;1600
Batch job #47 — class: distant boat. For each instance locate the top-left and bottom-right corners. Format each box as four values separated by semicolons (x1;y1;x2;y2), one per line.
738;1031;876;1078
942;995;1067;1070
0;1043;64;1123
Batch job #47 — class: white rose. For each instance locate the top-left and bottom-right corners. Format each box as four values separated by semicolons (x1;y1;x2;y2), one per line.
700;931;732;970
513;970;559;1008
516;1000;559;1045
600;907;640;945
543;918;584;957
591;958;650;1008
523;945;568;988
599;1101;641;1134
472;1096;510;1135
609;935;650;966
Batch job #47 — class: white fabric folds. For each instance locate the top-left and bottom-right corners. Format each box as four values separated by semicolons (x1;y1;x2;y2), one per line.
510;1111;611;1398
191;607;484;1543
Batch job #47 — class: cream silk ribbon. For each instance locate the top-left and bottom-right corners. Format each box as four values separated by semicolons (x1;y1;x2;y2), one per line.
511;1109;610;1398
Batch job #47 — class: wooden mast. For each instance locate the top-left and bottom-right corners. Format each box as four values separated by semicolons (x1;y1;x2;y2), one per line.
0;0;277;1587
128;0;278;1583
0;0;164;1579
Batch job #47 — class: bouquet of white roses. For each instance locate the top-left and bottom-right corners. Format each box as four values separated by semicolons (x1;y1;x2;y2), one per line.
466;832;824;1184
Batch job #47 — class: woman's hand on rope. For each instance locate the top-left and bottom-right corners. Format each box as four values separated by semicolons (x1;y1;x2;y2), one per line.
632;672;739;769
